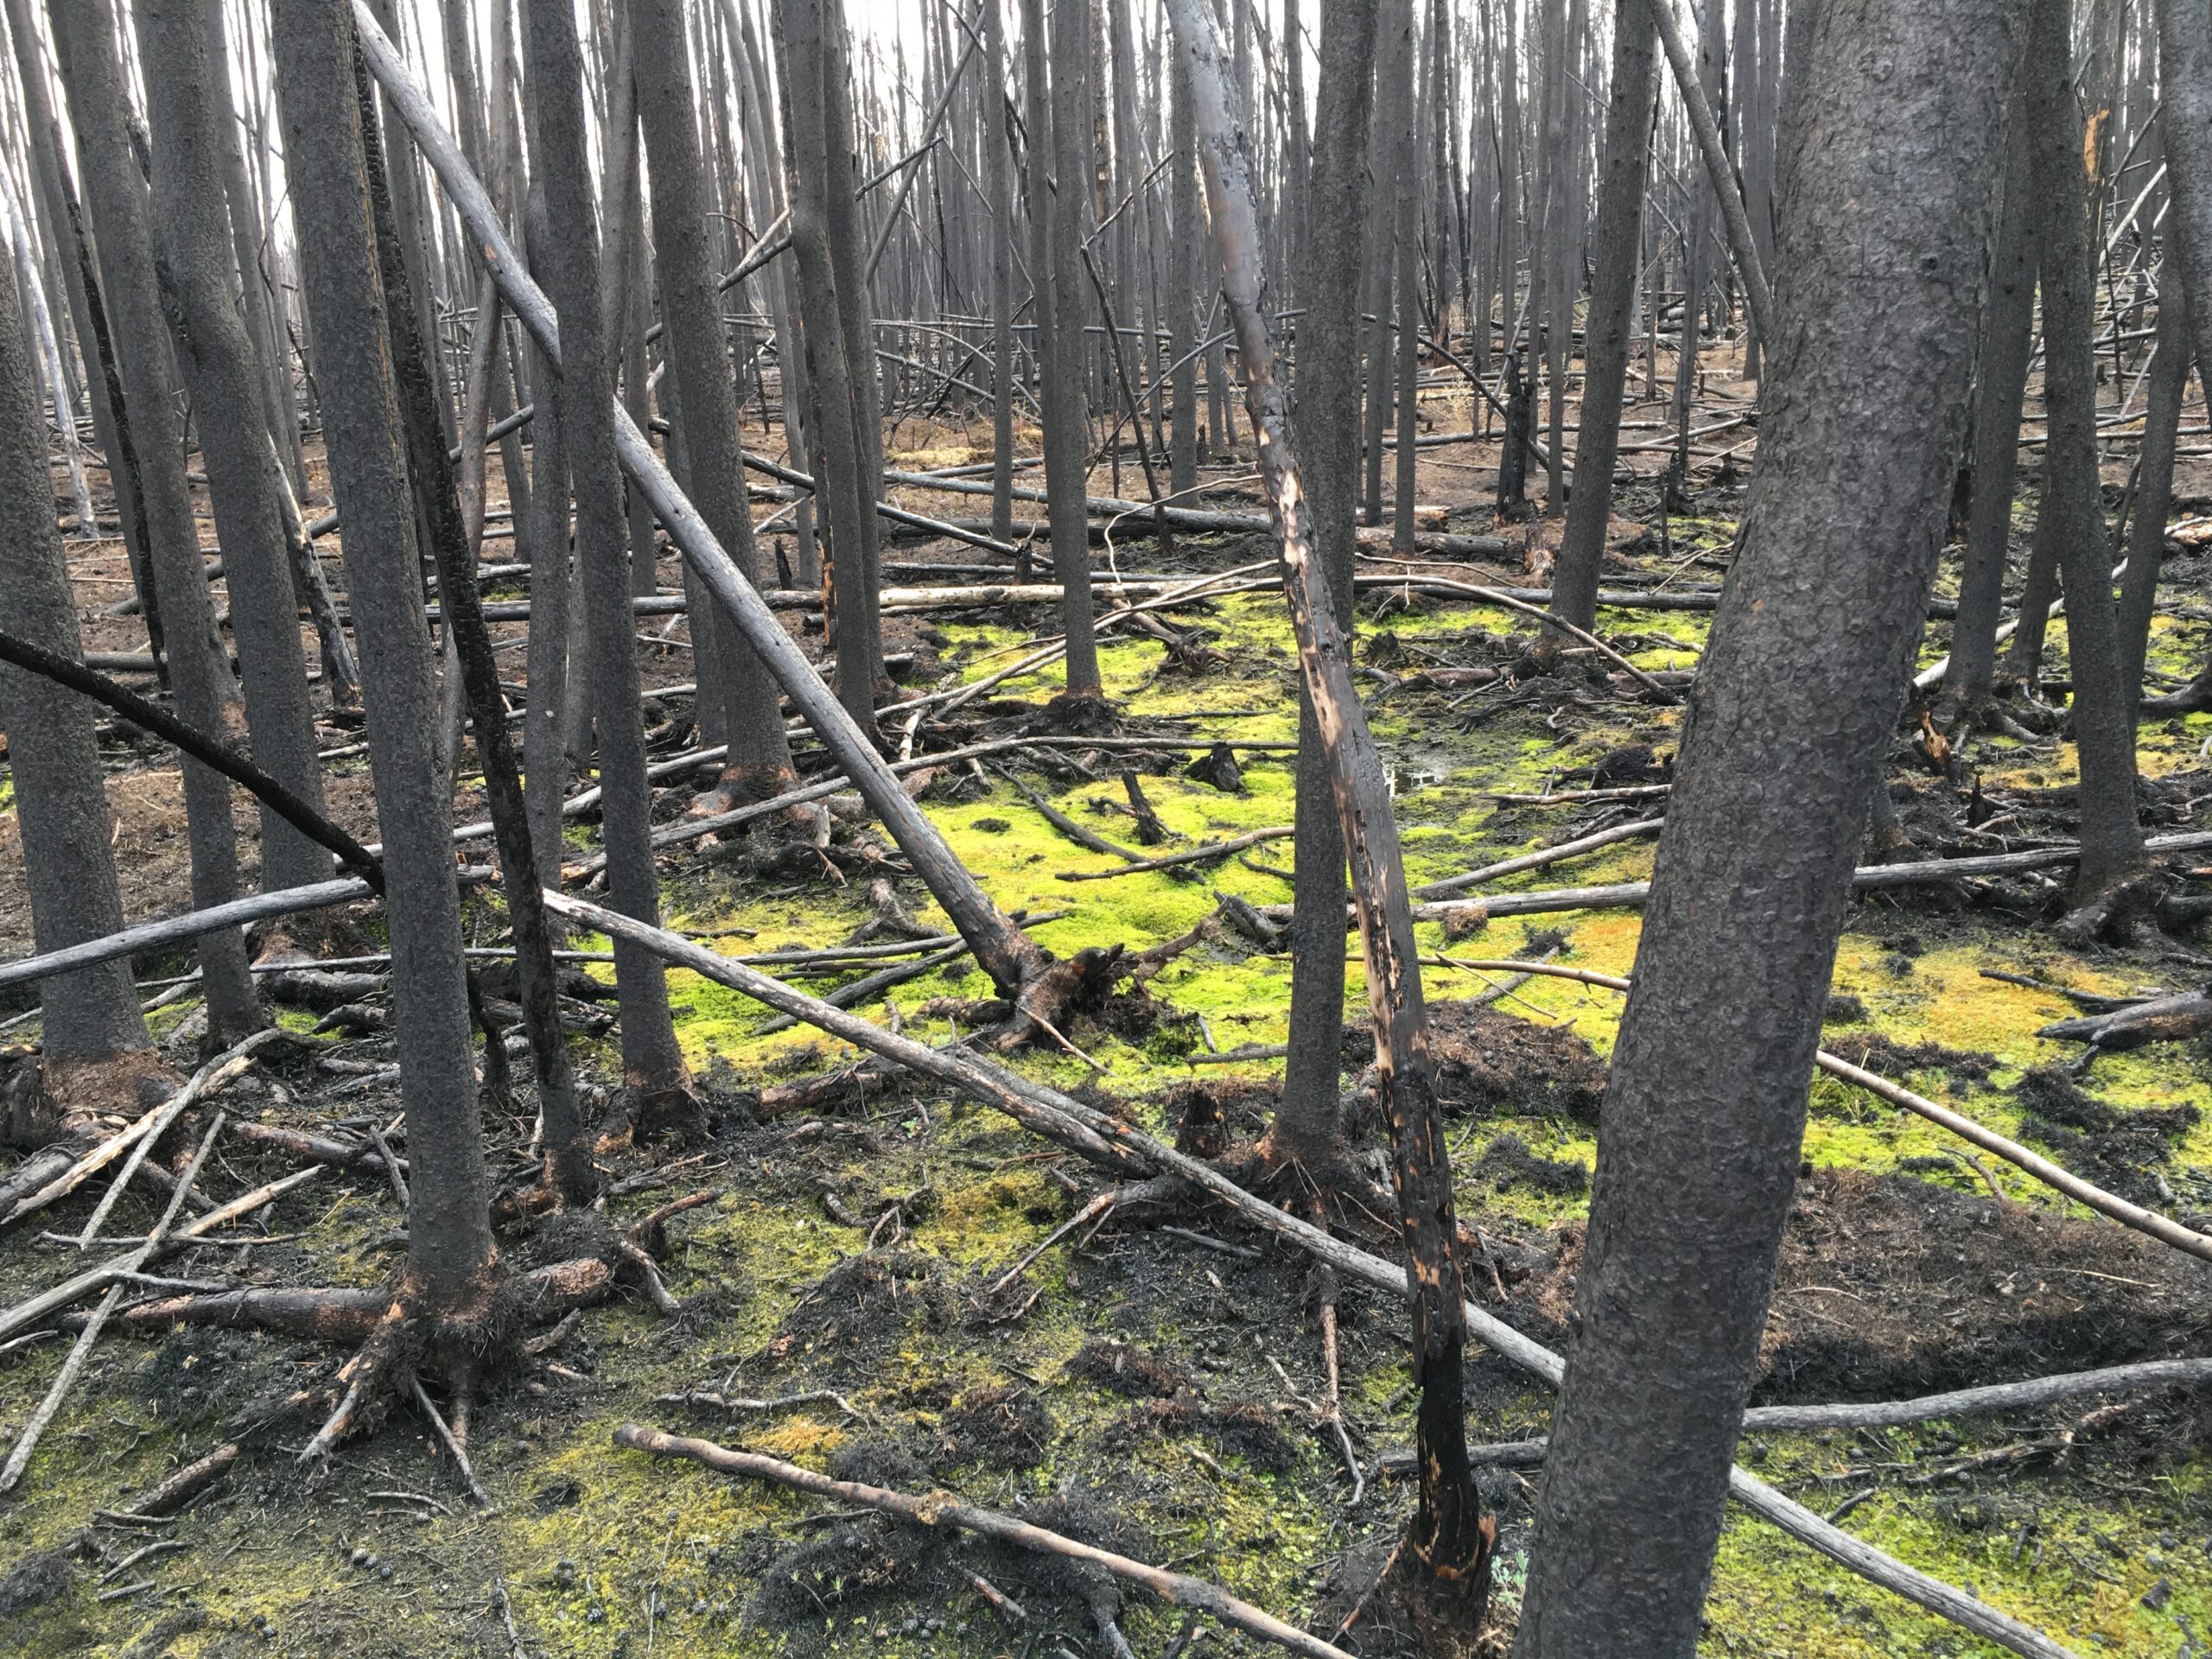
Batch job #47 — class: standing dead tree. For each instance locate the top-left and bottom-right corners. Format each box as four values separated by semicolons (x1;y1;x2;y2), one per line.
1511;0;2034;1652
1161;0;1495;1642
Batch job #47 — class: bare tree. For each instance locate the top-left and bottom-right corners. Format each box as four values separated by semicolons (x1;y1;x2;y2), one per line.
1276;0;1380;1167
2023;0;2145;918
272;0;495;1314
1513;0;2031;1649
629;0;796;804
0;259;159;1116
48;0;263;1046
138;0;332;924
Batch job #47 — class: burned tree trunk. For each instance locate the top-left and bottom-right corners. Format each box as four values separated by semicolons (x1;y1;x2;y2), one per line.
1551;0;1658;638
1276;0;1381;1167
1511;0;2032;1649
48;0;263;1046
2023;0;2145;912
139;0;331;914
1941;67;2037;727
0;264;159;1110
629;0;796;804
355;44;595;1206
1162;0;1494;1637
522;0;699;1128
271;0;496;1308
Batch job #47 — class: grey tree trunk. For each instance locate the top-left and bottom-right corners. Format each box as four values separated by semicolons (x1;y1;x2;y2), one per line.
521;0;696;1116
818;0;887;680
139;0;331;908
2023;0;2145;906
629;0;795;799
1169;44;1200;498
774;0;882;734
0;265;152;1080
1513;0;2031;1649
271;0;495;1304
1277;0;1381;1163
984;0;1016;545
48;0;262;1046
520;188;575;891
2159;0;2212;386
2117;288;2190;715
1942;70;2037;721
1389;2;1419;555
1034;0;1102;697
1551;0;1658;635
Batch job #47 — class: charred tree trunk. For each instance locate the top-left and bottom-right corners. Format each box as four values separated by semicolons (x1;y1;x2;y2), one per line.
1511;0;2031;1649
1941;67;2037;725
2117;288;2190;716
521;0;698;1125
139;0;331;912
1163;0;1495;1636
271;0;496;1306
48;0;262;1046
1275;0;1380;1167
2023;0;2145;909
356;45;596;1207
983;0;1017;547
629;0;796;803
775;0;883;734
0;266;156;1095
1551;0;1658;638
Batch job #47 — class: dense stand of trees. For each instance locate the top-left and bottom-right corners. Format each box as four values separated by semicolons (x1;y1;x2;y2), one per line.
0;0;2204;1651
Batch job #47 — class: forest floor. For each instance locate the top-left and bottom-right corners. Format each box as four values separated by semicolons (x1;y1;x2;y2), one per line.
3;356;2212;1659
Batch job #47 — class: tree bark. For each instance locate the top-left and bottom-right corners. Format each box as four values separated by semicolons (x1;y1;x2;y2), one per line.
774;0;883;734
1512;0;2031;1649
2158;0;2212;386
520;0;695;1115
2023;0;2144;905
1162;0;1494;1626
1030;0;1102;697
48;0;262;1046
2117;288;2189;715
0;265;152;1077
1277;0;1381;1166
270;0;496;1306
628;0;795;800
355;46;595;1206
1942;66;2037;721
138;0;330;906
1551;0;1659;635
983;0;1017;547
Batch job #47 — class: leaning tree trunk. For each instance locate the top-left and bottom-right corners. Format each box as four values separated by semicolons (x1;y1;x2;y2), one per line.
48;0;263;1047
1161;0;1495;1639
139;0;332;916
1275;0;1382;1166
629;0;795;804
1941;67;2038;727
0;263;159;1111
2024;0;2145;911
1510;0;2031;1651
1551;0;1658;638
522;0;698;1127
271;0;496;1309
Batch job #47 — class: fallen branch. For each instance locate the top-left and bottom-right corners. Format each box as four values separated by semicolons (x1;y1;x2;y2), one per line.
613;1426;1355;1659
1057;826;1294;881
1415;817;1663;898
2037;988;2212;1052
557;895;2075;1658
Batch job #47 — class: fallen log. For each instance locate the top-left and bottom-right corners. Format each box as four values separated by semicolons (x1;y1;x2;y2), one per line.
552;894;2076;1659
614;1427;1355;1659
2037;988;2212;1051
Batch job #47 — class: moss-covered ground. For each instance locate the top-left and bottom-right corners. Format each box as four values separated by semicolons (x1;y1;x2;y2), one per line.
4;400;2212;1659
